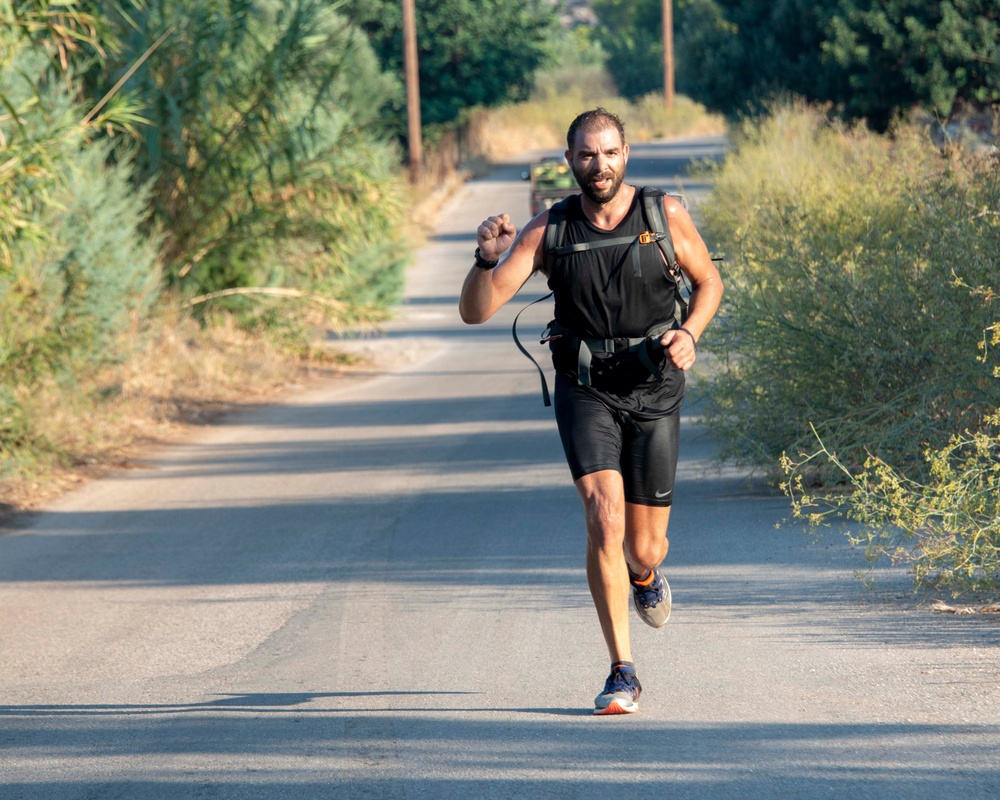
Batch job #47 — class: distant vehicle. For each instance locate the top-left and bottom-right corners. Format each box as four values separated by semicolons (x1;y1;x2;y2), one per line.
524;156;577;216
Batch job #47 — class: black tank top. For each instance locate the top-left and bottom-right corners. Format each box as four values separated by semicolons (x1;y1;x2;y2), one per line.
545;189;684;418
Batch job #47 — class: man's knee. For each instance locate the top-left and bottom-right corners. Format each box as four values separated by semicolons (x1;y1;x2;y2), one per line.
622;502;671;570
577;473;626;549
584;495;625;543
624;535;669;572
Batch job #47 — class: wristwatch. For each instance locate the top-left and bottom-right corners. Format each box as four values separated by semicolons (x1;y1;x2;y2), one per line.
474;247;499;270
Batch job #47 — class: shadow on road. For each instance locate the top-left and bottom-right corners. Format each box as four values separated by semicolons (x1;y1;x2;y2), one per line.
2;703;998;799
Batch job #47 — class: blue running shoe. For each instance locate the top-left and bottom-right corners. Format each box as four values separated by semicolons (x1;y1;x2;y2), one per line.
631;568;671;628
594;662;641;715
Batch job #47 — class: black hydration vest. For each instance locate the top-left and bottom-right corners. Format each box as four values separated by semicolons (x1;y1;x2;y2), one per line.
513;186;689;412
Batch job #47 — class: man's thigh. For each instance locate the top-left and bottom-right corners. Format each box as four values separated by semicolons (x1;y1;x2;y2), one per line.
621;411;680;507
553;374;623;481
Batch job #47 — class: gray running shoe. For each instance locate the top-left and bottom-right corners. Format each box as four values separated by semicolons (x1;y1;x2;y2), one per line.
631;569;671;628
594;663;641;715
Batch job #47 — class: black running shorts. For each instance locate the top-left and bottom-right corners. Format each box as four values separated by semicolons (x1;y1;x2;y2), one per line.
552;372;681;507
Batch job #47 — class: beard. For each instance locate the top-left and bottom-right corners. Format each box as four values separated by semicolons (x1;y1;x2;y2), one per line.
572;163;625;204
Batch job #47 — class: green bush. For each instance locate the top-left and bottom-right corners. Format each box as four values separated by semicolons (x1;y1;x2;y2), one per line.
53;139;162;355
0;30;160;471
0;39;160;368
785;276;999;595
701;104;999;477
700;103;1000;592
98;0;408;330
786;405;1000;594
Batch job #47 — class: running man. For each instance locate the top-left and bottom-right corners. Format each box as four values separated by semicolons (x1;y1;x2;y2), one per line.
459;108;723;714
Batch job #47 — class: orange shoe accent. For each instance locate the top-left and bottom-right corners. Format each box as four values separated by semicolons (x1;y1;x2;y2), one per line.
633;570;655;587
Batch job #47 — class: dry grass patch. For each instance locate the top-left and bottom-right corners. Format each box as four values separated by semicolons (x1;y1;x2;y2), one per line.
468;90;727;161
0;305;356;519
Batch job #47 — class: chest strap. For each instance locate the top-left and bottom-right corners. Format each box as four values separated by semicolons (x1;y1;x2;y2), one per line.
551;231;668;278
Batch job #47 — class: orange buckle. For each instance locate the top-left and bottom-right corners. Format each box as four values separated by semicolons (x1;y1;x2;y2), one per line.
639;231;654;245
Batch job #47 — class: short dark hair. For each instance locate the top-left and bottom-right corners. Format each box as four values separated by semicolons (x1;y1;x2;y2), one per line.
566;108;626;152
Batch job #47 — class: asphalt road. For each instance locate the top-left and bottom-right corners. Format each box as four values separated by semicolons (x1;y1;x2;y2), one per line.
2;136;998;799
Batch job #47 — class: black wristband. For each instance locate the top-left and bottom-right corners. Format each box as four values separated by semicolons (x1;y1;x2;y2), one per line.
678;327;697;347
474;247;499;270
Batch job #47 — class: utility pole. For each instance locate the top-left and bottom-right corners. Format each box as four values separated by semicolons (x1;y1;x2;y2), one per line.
663;0;674;110
402;0;422;182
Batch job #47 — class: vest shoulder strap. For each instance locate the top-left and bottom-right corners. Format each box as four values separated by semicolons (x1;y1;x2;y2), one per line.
639;186;690;322
639;186;681;272
542;196;573;275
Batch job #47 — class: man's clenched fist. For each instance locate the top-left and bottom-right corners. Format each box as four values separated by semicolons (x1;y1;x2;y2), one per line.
476;214;517;262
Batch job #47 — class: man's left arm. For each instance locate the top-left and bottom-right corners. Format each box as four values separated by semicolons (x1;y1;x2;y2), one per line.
658;197;724;371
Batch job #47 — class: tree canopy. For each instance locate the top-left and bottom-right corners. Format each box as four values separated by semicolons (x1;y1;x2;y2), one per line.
589;0;664;101
823;0;1000;130
587;0;1000;129
343;0;556;129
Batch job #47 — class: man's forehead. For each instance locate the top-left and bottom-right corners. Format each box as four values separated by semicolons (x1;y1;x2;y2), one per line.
572;123;625;150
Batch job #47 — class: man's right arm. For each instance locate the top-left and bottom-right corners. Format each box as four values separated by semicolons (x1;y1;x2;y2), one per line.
459;212;547;324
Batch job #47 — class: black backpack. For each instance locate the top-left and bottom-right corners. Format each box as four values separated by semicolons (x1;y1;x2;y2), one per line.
513;186;691;406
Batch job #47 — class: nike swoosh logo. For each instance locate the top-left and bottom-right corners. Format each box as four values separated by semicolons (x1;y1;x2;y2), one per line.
655;490;672;499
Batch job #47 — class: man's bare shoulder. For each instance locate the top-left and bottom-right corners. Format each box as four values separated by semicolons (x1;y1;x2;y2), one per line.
662;193;691;219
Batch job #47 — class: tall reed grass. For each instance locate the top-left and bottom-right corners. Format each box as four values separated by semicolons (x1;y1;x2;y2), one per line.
0;3;410;505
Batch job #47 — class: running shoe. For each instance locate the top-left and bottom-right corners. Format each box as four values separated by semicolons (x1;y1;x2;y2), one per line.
631;568;671;628
594;662;641;715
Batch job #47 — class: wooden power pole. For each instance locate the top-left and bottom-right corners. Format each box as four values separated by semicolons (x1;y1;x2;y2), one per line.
663;0;675;110
402;0;422;182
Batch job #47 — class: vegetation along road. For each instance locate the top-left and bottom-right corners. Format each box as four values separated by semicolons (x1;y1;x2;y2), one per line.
1;137;998;799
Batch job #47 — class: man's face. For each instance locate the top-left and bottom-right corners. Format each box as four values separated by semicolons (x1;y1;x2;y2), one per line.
566;124;629;205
